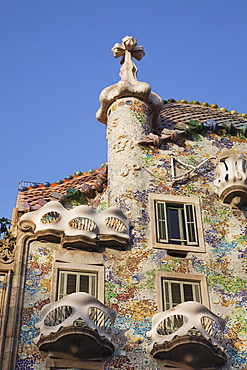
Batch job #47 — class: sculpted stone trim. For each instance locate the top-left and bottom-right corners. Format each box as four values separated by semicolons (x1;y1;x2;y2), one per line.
0;270;13;369
96;36;163;128
0;235;16;264
19;202;130;237
112;137;135;153
61;234;99;251
214;150;247;209
147;301;226;350
19;202;131;250
34;292;117;361
149;335;227;369
120;164;141;177
37;326;115;360
18;220;36;233
146;301;227;369
1;231;38;370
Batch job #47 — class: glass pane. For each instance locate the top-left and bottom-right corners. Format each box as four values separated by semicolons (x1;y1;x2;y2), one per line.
58;272;65;299
183;284;193;301
67;274;77;295
80;275;89;293
168;208;180;241
0;274;5;306
90;275;96;297
171;283;181;305
163;281;170;310
194;283;201;302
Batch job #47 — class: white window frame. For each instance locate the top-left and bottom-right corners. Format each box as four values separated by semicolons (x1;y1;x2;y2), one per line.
57;270;98;300
51;262;104;303
156;271;209;312
150;194;205;253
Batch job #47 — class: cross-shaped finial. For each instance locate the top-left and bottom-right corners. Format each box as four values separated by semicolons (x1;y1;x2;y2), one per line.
111;36;145;62
111;36;145;82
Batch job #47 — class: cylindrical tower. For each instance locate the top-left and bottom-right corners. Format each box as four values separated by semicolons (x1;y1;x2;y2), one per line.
96;36;163;209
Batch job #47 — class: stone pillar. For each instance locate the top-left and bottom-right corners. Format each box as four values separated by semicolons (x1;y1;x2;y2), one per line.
106;97;152;206
96;36;163;208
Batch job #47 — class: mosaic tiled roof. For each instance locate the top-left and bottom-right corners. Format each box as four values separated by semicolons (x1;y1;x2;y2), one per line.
159;101;247;131
17;100;247;212
17;165;107;212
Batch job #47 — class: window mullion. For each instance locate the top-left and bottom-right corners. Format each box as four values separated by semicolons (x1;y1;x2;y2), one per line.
178;208;185;243
168;281;173;309
180;282;185;303
76;272;80;293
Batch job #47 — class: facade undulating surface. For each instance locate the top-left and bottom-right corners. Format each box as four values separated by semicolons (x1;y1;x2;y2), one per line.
0;36;247;370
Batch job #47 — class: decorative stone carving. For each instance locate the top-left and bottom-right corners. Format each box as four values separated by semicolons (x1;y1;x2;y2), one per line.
34;292;117;360
0;234;16;264
214;150;247;209
18;220;36;233
120;164;140;177
106;118;118;140
113;137;134;152
146;301;227;369
138;128;183;147
96;36;163;128
19;202;131;249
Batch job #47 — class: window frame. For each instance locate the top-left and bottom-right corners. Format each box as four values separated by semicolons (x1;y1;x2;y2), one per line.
57;270;98;300
0;270;12;364
51;262;104;303
149;194;205;253
156;271;209;312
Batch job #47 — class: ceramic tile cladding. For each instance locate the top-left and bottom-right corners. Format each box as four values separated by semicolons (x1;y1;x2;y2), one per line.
15;132;247;370
16;241;54;370
104;131;247;369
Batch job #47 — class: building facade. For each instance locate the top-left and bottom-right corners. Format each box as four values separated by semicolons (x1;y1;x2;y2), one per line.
0;36;247;370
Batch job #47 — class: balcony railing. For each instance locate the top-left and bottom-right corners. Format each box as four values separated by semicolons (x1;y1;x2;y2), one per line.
147;301;227;369
19;201;131;250
34;292;117;361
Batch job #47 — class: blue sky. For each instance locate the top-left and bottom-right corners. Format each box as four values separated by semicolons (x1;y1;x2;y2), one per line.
1;0;247;219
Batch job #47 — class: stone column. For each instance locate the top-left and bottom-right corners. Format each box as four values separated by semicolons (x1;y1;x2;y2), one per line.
106;97;152;206
96;36;163;209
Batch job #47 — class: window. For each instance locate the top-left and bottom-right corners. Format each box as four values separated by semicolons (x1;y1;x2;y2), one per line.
0;274;7;331
57;271;98;300
51;262;104;303
150;194;205;253
156;272;209;312
162;279;201;310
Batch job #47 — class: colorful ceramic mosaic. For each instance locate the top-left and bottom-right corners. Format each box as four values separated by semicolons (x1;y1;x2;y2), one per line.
16;129;247;369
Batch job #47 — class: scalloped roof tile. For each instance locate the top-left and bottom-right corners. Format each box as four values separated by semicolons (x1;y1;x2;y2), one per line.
16;166;107;210
159;102;246;129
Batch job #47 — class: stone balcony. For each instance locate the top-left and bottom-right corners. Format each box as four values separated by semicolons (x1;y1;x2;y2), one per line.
146;301;227;370
19;201;131;250
34;292;117;362
214;150;247;209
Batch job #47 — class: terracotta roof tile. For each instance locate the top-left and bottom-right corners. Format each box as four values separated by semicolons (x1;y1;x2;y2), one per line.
17;166;108;211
